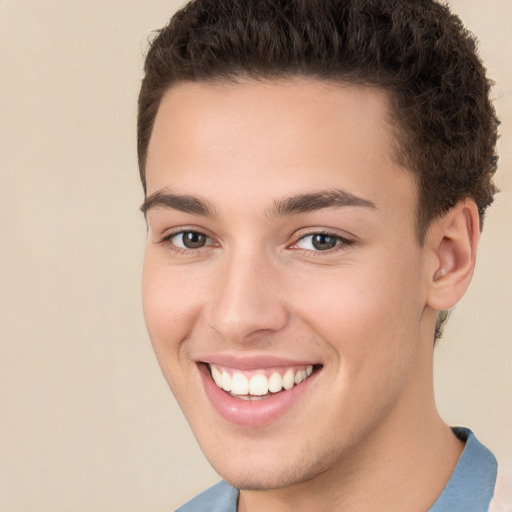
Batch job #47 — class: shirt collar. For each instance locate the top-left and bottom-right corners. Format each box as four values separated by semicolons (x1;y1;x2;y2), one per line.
428;427;497;512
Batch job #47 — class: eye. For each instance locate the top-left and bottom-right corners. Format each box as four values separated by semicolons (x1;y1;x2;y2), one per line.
294;232;350;252
168;230;211;249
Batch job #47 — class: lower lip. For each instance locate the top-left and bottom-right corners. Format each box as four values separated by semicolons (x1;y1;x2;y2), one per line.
199;364;319;427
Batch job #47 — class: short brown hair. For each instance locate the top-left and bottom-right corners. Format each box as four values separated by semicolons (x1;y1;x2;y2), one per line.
138;0;498;241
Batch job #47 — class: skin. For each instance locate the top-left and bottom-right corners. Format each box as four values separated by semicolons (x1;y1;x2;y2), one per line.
142;79;479;511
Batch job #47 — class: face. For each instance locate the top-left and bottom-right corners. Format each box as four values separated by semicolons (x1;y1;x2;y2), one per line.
142;79;435;491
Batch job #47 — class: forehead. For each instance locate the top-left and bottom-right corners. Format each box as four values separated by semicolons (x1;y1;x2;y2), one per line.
145;79;415;216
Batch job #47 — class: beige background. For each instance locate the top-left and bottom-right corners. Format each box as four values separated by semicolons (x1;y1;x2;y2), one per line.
0;1;510;510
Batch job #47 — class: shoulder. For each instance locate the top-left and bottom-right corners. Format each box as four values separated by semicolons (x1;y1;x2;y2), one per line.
175;481;239;512
488;462;512;512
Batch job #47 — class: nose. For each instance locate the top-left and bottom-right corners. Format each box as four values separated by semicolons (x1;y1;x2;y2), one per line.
204;249;289;343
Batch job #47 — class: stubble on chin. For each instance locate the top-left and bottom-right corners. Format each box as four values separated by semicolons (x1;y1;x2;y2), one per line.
212;442;346;493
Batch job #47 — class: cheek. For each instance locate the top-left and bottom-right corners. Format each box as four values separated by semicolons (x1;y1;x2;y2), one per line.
295;253;425;366
141;253;202;369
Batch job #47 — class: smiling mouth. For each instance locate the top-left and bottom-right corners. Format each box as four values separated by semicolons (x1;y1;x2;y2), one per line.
206;363;321;400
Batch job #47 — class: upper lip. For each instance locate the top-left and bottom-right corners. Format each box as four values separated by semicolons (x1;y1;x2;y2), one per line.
196;353;320;370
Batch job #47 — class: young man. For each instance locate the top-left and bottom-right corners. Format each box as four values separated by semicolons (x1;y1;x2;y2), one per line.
138;0;509;510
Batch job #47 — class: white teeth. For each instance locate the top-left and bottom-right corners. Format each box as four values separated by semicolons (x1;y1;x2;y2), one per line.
211;364;315;396
211;366;223;387
231;372;249;395
268;372;283;393
282;369;295;390
249;374;269;396
221;370;232;392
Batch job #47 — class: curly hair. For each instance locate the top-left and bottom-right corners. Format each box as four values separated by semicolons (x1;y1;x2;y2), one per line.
137;0;499;339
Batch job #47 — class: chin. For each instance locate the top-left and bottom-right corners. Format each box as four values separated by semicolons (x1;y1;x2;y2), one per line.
202;439;335;492
218;463;312;492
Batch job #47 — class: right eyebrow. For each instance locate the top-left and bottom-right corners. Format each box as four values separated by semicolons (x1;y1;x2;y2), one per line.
140;190;215;217
269;188;376;217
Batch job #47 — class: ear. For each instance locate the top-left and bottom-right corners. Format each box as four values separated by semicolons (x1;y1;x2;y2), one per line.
425;200;480;311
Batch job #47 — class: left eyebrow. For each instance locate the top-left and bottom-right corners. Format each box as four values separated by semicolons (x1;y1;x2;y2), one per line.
140;189;215;217
268;189;376;218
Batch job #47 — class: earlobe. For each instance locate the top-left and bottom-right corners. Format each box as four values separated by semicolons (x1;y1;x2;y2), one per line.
426;201;480;311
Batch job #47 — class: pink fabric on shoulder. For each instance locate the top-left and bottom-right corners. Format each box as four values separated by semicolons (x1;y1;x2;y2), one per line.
488;463;512;512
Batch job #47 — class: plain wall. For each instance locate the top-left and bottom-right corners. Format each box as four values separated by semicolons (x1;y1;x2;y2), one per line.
0;1;510;510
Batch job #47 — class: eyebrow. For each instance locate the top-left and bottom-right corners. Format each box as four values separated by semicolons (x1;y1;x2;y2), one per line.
140;190;215;217
140;188;376;218
269;189;376;217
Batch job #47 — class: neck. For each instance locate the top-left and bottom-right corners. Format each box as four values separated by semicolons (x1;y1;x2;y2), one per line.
238;325;464;512
239;412;463;512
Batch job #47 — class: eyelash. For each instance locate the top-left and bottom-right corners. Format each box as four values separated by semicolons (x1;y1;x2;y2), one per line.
291;231;354;255
159;229;354;256
159;229;215;255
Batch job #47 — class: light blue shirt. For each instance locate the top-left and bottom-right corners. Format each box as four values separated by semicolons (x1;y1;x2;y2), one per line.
176;428;497;512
